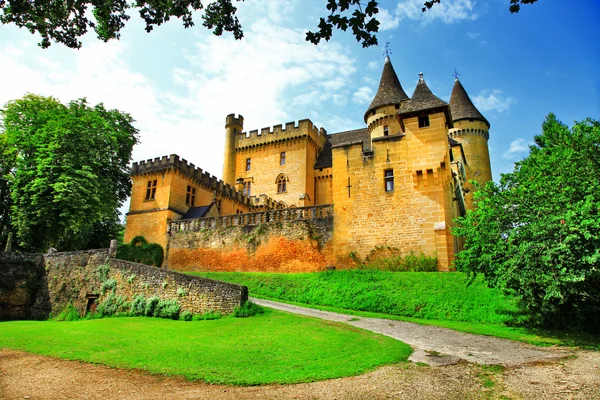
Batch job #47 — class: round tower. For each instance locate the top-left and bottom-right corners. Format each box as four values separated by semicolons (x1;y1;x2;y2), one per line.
223;113;243;186
448;79;492;209
365;56;409;139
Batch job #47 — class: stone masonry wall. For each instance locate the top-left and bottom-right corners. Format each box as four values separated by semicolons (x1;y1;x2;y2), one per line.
0;249;248;320
0;252;49;320
168;216;334;273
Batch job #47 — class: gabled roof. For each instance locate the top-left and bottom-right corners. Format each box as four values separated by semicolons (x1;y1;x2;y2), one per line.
364;57;409;123
398;74;448;116
449;78;489;127
314;128;370;169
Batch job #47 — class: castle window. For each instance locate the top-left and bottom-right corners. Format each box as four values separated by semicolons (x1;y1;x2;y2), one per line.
243;181;251;196
383;125;389;136
277;175;287;193
186;185;196;206
384;169;394;192
246;158;251;171
418;115;430;128
280;152;286;165
395;104;400;110
145;180;157;200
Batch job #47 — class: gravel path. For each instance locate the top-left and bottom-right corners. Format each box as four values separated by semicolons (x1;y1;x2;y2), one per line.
251;297;571;366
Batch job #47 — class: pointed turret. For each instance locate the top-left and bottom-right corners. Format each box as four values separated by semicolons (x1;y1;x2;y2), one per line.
448;78;492;211
449;78;489;128
398;73;448;116
364;56;409;123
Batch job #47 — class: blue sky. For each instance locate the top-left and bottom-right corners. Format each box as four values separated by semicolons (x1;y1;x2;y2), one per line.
1;0;598;199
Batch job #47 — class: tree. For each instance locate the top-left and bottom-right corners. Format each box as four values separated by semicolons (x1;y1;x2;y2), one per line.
453;114;600;332
0;133;15;249
1;94;139;252
0;0;539;50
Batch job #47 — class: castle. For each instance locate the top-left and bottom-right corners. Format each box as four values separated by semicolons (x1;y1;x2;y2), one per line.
124;57;492;271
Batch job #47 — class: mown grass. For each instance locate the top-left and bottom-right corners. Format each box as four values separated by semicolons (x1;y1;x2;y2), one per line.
189;271;600;349
190;270;516;324
0;309;411;385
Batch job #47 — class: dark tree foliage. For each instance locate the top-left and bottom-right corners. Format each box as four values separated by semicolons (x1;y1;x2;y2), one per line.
1;94;138;252
453;114;600;332
117;236;164;267
423;0;539;14
0;0;540;49
0;134;15;249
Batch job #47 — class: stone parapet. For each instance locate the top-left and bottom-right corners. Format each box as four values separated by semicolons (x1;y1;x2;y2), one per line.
236;119;327;150
168;204;334;234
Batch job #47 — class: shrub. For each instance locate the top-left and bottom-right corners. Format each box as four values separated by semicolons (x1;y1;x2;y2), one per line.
155;299;181;320
179;310;193;321
96;293;128;317
359;247;437;272
54;303;81;321
116;236;164;267
192;311;222;321
233;301;264;318
101;277;117;294
144;296;160;317
130;295;146;316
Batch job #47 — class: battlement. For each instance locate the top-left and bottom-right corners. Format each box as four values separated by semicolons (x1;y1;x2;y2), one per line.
226;113;244;127
448;128;489;140
235;118;327;150
131;154;252;206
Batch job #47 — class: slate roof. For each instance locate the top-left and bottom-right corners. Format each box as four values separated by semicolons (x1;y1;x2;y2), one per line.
398;75;448;115
448;136;461;146
183;203;215;219
449;79;489;127
364;57;409;122
314;128;370;169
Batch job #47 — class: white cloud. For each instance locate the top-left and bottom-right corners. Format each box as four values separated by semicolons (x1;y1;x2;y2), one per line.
378;8;401;31
473;89;517;113
395;0;478;24
367;60;379;70
353;87;374;104
503;138;531;159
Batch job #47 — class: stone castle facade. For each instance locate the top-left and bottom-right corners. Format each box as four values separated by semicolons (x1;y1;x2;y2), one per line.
124;57;492;271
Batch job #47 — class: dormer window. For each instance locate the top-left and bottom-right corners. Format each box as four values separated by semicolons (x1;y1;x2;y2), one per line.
418;115;430;128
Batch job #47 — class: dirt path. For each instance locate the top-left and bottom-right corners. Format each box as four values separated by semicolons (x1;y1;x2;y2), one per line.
1;349;599;399
251;298;570;366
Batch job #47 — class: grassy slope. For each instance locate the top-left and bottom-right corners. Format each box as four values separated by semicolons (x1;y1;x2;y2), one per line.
189;271;600;349
191;271;515;324
0;309;411;385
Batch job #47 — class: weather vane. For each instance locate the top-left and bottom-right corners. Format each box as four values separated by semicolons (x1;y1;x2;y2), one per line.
453;69;460;79
383;42;392;57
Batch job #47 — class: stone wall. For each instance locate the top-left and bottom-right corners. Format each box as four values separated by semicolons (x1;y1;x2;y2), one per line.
0;249;248;320
167;207;334;272
0;252;49;320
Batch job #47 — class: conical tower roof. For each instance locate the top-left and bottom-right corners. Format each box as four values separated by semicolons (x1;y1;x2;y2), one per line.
364;57;409;122
449;79;489;127
398;73;448;115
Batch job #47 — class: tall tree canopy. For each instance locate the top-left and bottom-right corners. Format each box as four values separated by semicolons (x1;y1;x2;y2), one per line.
453;114;600;332
0;94;139;252
0;0;539;49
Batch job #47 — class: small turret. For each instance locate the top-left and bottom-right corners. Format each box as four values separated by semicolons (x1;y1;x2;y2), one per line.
365;57;409;139
448;79;492;209
223;114;243;186
397;73;450;121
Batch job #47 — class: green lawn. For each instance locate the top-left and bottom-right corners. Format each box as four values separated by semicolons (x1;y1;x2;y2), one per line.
188;271;600;349
0;309;412;385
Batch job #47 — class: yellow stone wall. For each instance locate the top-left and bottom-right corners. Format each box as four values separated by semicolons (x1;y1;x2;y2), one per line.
366;104;403;139
331;112;456;270
449;120;492;210
314;168;333;205
223;114;243;186
231;119;326;208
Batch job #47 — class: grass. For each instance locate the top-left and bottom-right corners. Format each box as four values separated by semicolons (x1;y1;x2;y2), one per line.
0;309;412;385
188;271;600;350
189;270;516;324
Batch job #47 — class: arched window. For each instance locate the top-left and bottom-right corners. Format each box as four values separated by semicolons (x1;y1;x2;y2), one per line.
276;174;288;193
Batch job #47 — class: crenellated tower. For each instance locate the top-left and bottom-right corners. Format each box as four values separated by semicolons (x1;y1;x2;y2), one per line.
448;79;492;210
364;56;409;139
223;114;243;186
